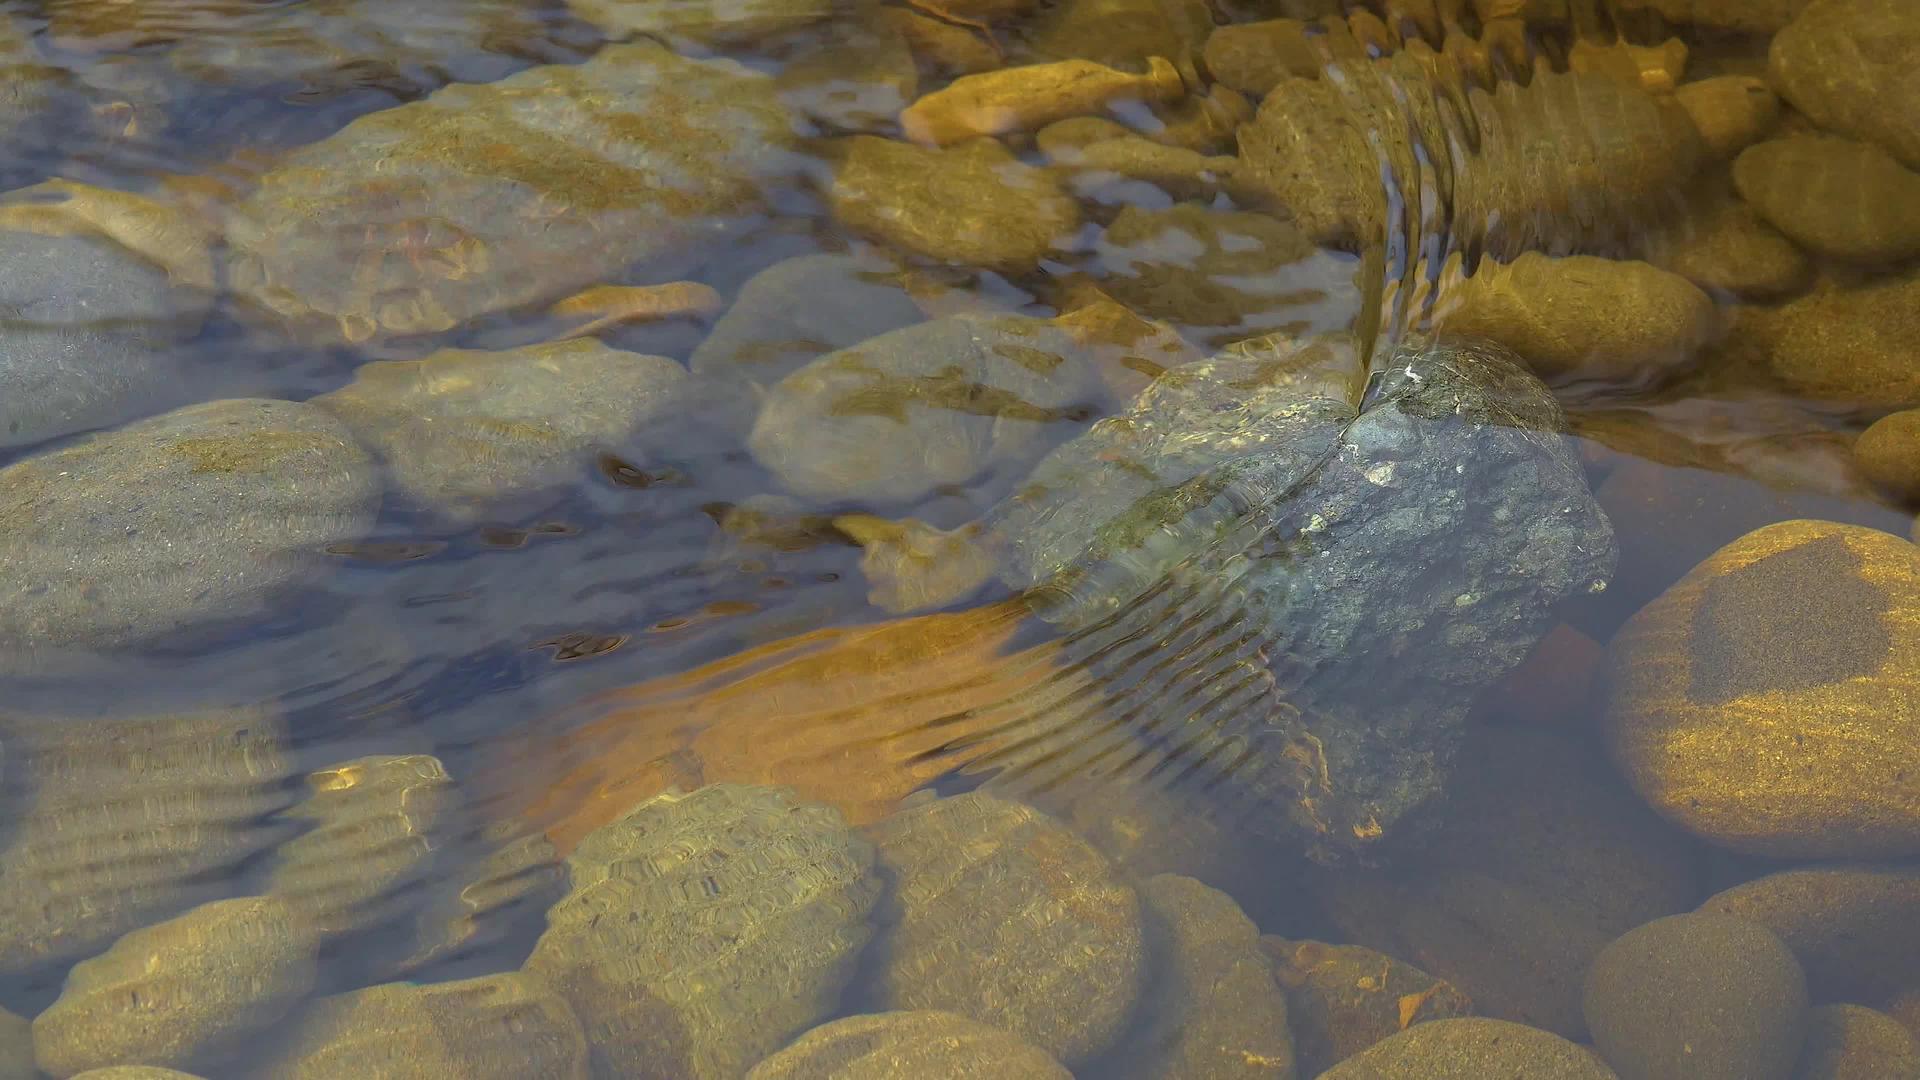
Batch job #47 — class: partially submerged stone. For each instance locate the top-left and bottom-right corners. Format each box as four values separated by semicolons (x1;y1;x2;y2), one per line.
900;57;1184;146
866;793;1145;1064
312;339;686;522
1751;274;1920;412
225;43;796;344
568;0;842;43
525;784;879;1079
1674;76;1779;159
0;398;379;665
1024;0;1212;82
0;708;293;978
1045;132;1238;204
1769;0;1920;171
265;755;460;939
1645;186;1809;300
1202;19;1327;97
827;136;1080;273
1604;520;1920;859
32;896;319;1078
1267;937;1473;1077
834;515;996;612
1433;253;1716;384
258;973;588;1080
746;1012;1070;1079
688;252;924;387
773;15;918;132
747;313;1114;504
1734;135;1920;264
547;281;722;340
0;180;213;450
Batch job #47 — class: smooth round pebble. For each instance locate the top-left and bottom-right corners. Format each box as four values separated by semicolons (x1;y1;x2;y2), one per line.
1769;0;1920;171
1317;1017;1618;1079
1734;135;1920;264
1675;75;1779;158
1854;411;1920;504
1795;1005;1920;1080
1582;912;1809;1080
1698;863;1920;1003
745;1012;1070;1080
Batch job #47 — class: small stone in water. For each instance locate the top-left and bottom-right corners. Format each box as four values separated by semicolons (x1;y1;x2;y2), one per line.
899;56;1185;147
1734;134;1920;264
746;1011;1071;1079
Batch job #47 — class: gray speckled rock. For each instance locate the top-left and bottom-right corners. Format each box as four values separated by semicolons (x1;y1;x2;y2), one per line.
1583;913;1809;1080
0;219;205;450
0;708;293;978
1317;1018;1618;1079
525;784;880;1080
747;1012;1071;1079
258;972;588;1080
312;340;686;522
689;252;924;387
0;398;379;667
1100;874;1295;1080
1769;0;1920;171
266;755;460;938
32;896;319;1078
224;43;796;344
867;793;1145;1064
749;313;1114;504
978;335;1613;860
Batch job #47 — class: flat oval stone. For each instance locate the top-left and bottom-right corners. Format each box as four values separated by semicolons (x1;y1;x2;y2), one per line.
0;398;379;667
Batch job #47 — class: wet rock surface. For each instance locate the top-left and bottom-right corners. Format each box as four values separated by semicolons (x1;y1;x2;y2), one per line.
827;136;1080;273
0;398;378;667
1750;274;1920;411
1604;520;1920;859
1769;0;1920;171
1853;410;1920;505
1317;1017;1618;1079
313;340;687;522
1583;912;1810;1080
1698;863;1920;1005
224;42;796;343
258;972;587;1079
745;1011;1072;1079
0;708;293;980
32;896;319;1078
748;313;1114;504
1734;135;1920;264
688;252;924;387
525;784;879;1080
567;0;841;43
1674;76;1780;158
1267;937;1473;1077
866;793;1145;1064
1647;187;1810;300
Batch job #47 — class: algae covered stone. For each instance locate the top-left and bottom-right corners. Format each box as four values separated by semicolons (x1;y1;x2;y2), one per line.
32;896;319;1078
0;708;293;977
1582;912;1809;1080
1603;520;1920;859
866;793;1145;1064
225;42;796;343
1317;1018;1617;1079
0;398;378;666
745;1012;1071;1079
748;313;1115;504
524;784;879;1080
827;135;1080;274
265;755;460;939
259;972;587;1080
313;340;687;521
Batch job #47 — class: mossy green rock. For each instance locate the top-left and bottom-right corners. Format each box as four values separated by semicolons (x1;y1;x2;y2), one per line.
225;42;795;343
745;1012;1071;1079
259;972;587;1079
867;793;1145;1064
525;784;879;1080
33;896;319;1078
1794;1004;1920;1080
0;708;293;977
0;398;378;666
1583;913;1809;1080
1317;1018;1617;1079
313;340;687;522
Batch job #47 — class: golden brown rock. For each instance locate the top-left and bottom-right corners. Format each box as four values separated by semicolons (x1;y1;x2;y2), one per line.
1646;186;1810;300
1201;19;1326;97
1308;725;1702;1039
1675;76;1780;158
548;281;722;340
1604;520;1920;859
1568;37;1688;93
1318;1018;1617;1079
1769;0;1920;171
834;514;995;613
877;7;1000;76
899;57;1184;146
1854;410;1920;505
1735;135;1920;264
828;136;1080;273
1795;1005;1920;1080
867;793;1145;1064
1698;864;1920;1004
745;1012;1070;1079
1747;274;1920;412
1434;253;1717;384
1024;0;1212;83
1616;0;1812;34
1045;132;1237;203
259;973;588;1080
33;896;319;1078
0;179;213;290
1266;937;1474;1077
